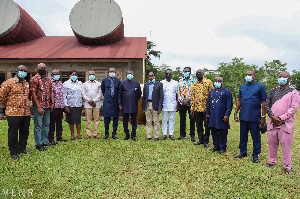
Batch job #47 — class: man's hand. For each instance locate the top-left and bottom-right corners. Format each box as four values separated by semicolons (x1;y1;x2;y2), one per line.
223;115;229;122
190;110;194;118
88;100;94;105
260;117;266;125
50;104;54;112
64;106;70;114
206;115;210;119
271;116;282;126
119;106;123;112
234;113;239;122
37;107;43;115
182;99;189;106
157;110;161;114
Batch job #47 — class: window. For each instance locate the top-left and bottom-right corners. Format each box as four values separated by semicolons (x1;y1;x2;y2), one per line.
0;72;7;85
61;71;86;83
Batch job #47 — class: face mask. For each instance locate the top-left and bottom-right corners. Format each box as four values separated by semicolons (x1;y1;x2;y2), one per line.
184;72;190;78
278;77;288;85
196;73;203;80
150;79;155;83
127;74;133;80
38;68;46;76
53;75;60;81
89;75;95;81
166;74;172;80
18;71;27;79
109;72;115;78
245;75;253;82
71;75;77;81
214;82;222;88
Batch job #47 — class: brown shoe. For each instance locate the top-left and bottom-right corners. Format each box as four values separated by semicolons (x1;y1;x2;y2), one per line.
94;135;100;139
85;136;91;139
161;135;167;140
154;138;159;142
169;135;175;140
145;138;152;140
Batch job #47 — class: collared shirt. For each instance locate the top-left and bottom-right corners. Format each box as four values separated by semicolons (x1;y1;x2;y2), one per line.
177;77;197;106
63;79;83;107
161;79;178;111
238;81;267;122
82;80;102;108
190;77;214;112
148;79;156;100
51;78;64;109
0;76;30;116
30;73;52;108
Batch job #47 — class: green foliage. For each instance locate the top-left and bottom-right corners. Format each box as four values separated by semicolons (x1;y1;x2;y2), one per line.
0;112;299;198
203;68;218;82
291;69;300;90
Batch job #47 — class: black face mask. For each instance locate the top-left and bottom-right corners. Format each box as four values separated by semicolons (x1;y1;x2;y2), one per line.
196;73;203;80
39;68;46;76
166;74;172;80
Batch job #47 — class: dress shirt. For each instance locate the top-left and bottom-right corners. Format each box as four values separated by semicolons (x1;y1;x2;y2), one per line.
82;80;102;108
190;77;214;112
30;74;52;108
63;79;83;107
177;77;197;106
51;78;65;109
148;80;155;100
161;79;178;111
0;76;30;116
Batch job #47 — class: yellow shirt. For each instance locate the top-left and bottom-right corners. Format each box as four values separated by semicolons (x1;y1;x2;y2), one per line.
190;77;214;112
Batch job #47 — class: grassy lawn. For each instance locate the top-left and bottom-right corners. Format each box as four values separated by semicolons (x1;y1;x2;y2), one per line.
0;111;299;198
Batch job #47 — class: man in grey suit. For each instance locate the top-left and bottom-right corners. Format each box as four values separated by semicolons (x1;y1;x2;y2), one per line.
142;72;164;141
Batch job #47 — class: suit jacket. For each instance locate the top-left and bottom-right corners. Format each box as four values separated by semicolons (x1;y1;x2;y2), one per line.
142;81;164;111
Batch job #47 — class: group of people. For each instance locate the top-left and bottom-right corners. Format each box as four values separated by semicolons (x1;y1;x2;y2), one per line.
0;64;299;175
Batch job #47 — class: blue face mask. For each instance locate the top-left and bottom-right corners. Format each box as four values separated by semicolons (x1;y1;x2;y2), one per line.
71;75;77;81
278;77;288;85
109;72;115;78
89;75;95;81
184;72;190;78
53;75;60;81
214;82;222;88
150;79;155;83
245;75;253;82
18;71;27;79
127;74;133;80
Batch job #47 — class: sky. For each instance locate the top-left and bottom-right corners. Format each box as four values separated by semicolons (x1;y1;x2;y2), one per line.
14;0;300;72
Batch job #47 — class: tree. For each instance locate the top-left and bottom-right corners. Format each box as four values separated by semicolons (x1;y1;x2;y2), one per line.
291;69;300;90
203;68;218;82
145;41;161;82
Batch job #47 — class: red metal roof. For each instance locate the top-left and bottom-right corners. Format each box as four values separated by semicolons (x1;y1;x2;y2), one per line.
0;36;147;60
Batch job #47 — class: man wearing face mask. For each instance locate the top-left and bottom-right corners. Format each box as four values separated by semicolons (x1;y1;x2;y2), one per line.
49;69;68;144
161;69;178;140
0;65;31;160
119;70;142;141
177;67;197;141
206;77;233;154
30;63;54;151
234;70;267;163
101;68;121;140
82;71;102;139
263;71;300;175
190;69;214;148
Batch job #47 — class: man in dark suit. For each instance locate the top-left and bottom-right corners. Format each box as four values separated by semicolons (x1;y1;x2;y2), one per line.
142;72;164;141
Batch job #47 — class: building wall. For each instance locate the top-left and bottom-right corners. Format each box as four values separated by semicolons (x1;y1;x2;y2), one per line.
0;60;144;84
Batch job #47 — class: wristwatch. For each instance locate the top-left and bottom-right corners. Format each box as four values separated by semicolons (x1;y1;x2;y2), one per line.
261;115;266;118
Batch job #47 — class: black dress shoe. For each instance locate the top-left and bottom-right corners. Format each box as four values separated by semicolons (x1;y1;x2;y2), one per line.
194;142;202;145
103;135;109;139
11;154;19;160
42;142;52;147
112;135;118;140
132;137;137;141
49;141;58;145
218;149;226;154
252;157;259;163
36;146;47;151
177;136;186;140
19;150;32;154
234;154;247;158
204;143;209;148
123;137;130;140
209;148;220;152
57;138;68;142
191;137;196;142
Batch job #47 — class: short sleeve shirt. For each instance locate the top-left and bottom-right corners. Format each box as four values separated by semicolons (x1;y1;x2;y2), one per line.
238;81;267;122
30;74;53;108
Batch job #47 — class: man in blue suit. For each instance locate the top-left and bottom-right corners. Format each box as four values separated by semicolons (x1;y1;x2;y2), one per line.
142;72;164;141
101;68;121;140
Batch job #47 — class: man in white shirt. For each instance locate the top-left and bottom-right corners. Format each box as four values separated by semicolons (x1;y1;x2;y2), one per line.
82;71;102;139
161;69;178;140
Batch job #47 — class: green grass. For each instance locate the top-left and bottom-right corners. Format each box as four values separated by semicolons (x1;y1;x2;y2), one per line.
0;112;299;198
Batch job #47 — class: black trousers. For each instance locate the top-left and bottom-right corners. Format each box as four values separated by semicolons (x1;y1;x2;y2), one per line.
7;116;30;155
104;117;118;136
194;111;210;144
123;113;137;138
49;108;64;141
178;104;195;137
